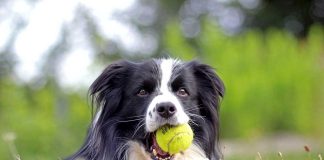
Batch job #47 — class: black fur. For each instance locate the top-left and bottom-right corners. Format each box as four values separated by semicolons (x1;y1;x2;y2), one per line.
66;59;224;160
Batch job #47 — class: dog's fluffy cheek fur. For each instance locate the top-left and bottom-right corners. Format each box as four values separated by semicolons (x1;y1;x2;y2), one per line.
126;141;208;160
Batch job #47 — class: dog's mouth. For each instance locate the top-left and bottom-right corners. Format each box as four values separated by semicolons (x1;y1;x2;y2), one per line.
149;133;174;160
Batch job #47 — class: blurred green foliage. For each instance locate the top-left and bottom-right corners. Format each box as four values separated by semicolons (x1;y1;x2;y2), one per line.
165;22;324;139
1;22;324;159
0;79;91;159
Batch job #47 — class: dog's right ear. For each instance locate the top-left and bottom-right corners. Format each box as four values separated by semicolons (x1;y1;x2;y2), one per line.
89;60;130;118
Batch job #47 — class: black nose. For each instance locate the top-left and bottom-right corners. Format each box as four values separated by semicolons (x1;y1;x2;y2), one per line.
156;102;177;118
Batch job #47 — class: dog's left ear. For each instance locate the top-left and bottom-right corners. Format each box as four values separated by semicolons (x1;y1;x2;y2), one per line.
189;60;225;103
188;60;225;159
187;60;225;123
187;60;225;124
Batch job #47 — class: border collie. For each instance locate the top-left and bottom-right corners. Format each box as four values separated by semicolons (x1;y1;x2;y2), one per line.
67;58;225;160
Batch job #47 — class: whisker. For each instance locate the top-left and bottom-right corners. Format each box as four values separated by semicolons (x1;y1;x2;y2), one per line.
133;119;145;133
188;113;206;123
132;120;146;138
102;117;144;127
123;115;146;119
185;105;203;112
185;104;202;109
185;107;203;112
116;118;144;123
188;119;199;126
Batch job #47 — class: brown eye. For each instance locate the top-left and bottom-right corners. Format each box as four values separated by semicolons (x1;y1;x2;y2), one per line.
177;88;188;97
137;89;148;96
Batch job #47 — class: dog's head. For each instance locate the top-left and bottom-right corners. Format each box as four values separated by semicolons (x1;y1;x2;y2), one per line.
75;58;224;159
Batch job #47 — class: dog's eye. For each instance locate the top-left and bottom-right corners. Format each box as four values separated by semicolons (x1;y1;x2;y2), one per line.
176;88;188;97
137;89;148;97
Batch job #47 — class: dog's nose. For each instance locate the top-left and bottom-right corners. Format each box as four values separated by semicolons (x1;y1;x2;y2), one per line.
156;102;177;118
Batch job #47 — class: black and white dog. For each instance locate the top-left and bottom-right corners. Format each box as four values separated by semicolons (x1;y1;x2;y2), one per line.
67;58;225;160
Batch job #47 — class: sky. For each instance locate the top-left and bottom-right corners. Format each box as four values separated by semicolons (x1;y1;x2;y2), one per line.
0;0;136;88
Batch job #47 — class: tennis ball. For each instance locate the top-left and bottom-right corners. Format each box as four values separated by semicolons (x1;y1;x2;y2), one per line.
155;123;194;154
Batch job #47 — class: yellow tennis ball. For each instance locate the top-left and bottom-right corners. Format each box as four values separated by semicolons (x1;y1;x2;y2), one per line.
156;123;194;154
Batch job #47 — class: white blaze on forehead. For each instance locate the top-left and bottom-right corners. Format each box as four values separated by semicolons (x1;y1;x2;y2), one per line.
145;58;189;132
159;59;179;94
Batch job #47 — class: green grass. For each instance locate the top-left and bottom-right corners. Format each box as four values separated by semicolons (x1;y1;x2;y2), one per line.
226;152;323;160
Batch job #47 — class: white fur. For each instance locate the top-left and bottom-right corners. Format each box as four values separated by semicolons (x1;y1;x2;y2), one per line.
145;58;189;132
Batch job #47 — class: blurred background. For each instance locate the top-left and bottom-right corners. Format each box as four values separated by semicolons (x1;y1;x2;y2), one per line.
0;0;323;159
